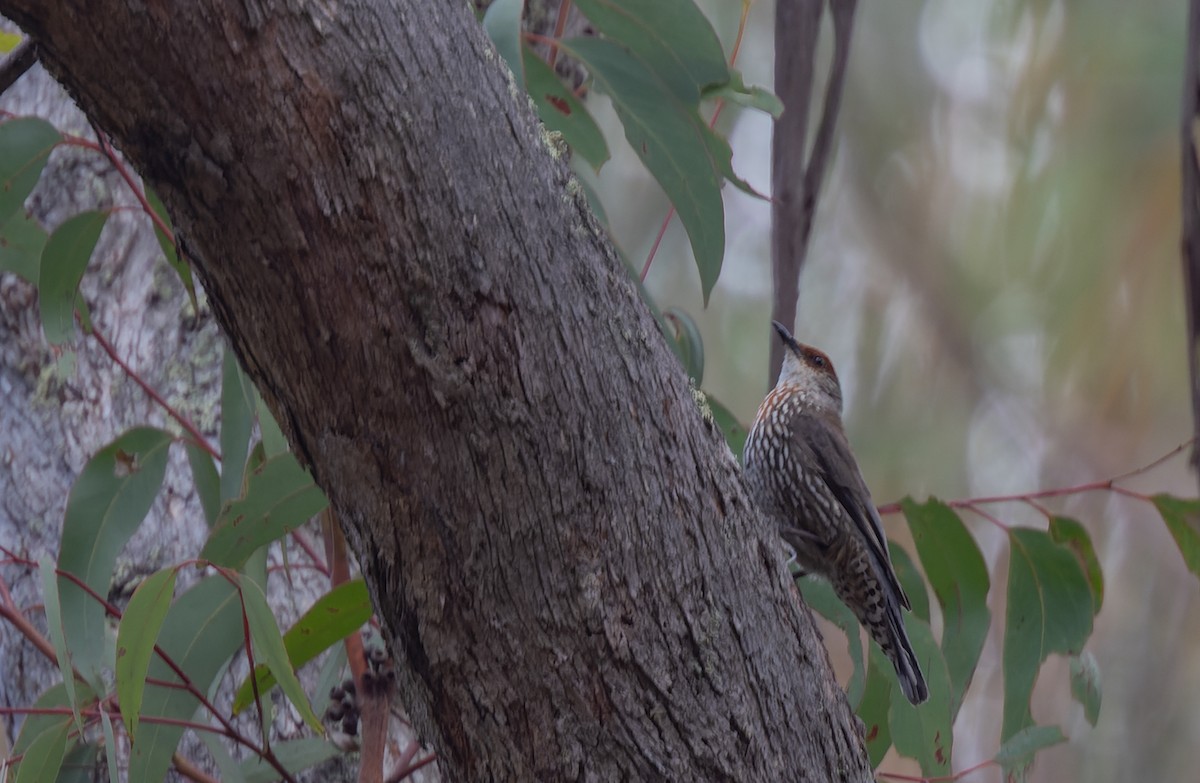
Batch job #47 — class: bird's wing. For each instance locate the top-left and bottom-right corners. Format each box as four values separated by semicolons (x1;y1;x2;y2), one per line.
792;413;911;611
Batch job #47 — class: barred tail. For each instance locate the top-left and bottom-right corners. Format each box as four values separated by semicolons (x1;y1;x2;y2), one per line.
884;609;928;705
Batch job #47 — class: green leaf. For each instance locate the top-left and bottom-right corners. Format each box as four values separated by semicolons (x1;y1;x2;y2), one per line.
38;210;108;345
1049;516;1104;614
13;719;70;783
186;442;222;527
221;349;257;502
115;566;178;742
705;394;748;462
887;619;952;777
255;390;289;457
199;731;249;783
572;0;729;102
312;644;349;719
663;307;704;384
564;37;727;304
523;46;610;170
797;574;866;705
993;724;1065;771
903;497;991;716
129;576;245;783
1153;495;1200;580
238;575;324;733
0;117;60;226
0;30;23;53
11;681;95;758
233;578;372;713
482;0;524;83
38;556;82;732
1069;651;1102;727
0;210;48;282
857;647;894;768
240;738;341;783
57;743;101;783
1002;527;1094;742
202;453;328;568
58;427;173;685
144;185;197;311
701;69;784;117
100;707;121;783
887;542;929;624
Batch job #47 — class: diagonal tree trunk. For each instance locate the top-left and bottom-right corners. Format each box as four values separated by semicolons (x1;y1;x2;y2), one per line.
1;2;873;779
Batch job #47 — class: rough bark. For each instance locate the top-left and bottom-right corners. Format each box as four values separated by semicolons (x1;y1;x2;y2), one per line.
1;2;873;780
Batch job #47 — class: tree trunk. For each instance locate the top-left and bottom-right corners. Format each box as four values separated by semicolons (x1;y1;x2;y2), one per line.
1;2;873;780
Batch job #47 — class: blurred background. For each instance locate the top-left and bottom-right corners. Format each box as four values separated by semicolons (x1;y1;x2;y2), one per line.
585;1;1199;780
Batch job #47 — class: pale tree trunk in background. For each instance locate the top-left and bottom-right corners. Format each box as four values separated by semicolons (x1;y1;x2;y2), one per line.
0;2;874;781
0;65;360;780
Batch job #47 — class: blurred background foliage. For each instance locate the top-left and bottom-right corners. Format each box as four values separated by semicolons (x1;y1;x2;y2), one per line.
584;1;1197;780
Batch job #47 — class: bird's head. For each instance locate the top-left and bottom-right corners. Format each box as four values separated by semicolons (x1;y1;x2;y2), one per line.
772;321;843;415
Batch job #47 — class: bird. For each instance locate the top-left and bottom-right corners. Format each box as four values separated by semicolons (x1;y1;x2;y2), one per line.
743;320;928;705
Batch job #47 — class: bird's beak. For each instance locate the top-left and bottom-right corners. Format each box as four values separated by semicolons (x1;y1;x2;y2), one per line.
771;320;800;351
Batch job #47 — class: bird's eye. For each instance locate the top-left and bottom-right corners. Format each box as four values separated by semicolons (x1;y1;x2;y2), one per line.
811;354;825;368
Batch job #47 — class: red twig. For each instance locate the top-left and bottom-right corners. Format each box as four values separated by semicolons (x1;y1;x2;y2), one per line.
639;1;754;282
547;0;572;70
876;439;1193;517
89;325;220;461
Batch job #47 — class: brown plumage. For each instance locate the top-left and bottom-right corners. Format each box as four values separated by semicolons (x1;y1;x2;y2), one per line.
744;321;928;705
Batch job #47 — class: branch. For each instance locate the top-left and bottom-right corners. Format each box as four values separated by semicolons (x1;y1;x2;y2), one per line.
1182;0;1200;488
769;0;859;381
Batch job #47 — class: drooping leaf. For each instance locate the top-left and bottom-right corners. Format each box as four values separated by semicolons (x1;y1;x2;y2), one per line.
233;578;372;713
482;0;524;83
57;427;173;685
858;647;894;768
238;575;324;733
0;210;48;282
240;738;341;783
38;556;82;732
186;442;222;527
255;389;289;457
993;724;1065;773
220;349;257;502
38;210;108;345
144;185;197;311
202;453;328;568
1049;516;1104;614
116;566;179;742
903;497;991;715
10;681;95;758
1069;651;1102;727
572;0;729;102
523;45;610;170
0;117;60;226
797;574;866;704
129;576;245;783
1152;494;1200;580
887;619;952;777
100;707;121;783
13;718;70;783
663;307;704;384
1002;527;1093;742
564;37;727;303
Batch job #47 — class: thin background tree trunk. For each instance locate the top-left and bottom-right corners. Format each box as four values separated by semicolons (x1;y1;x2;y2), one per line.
0;1;873;779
